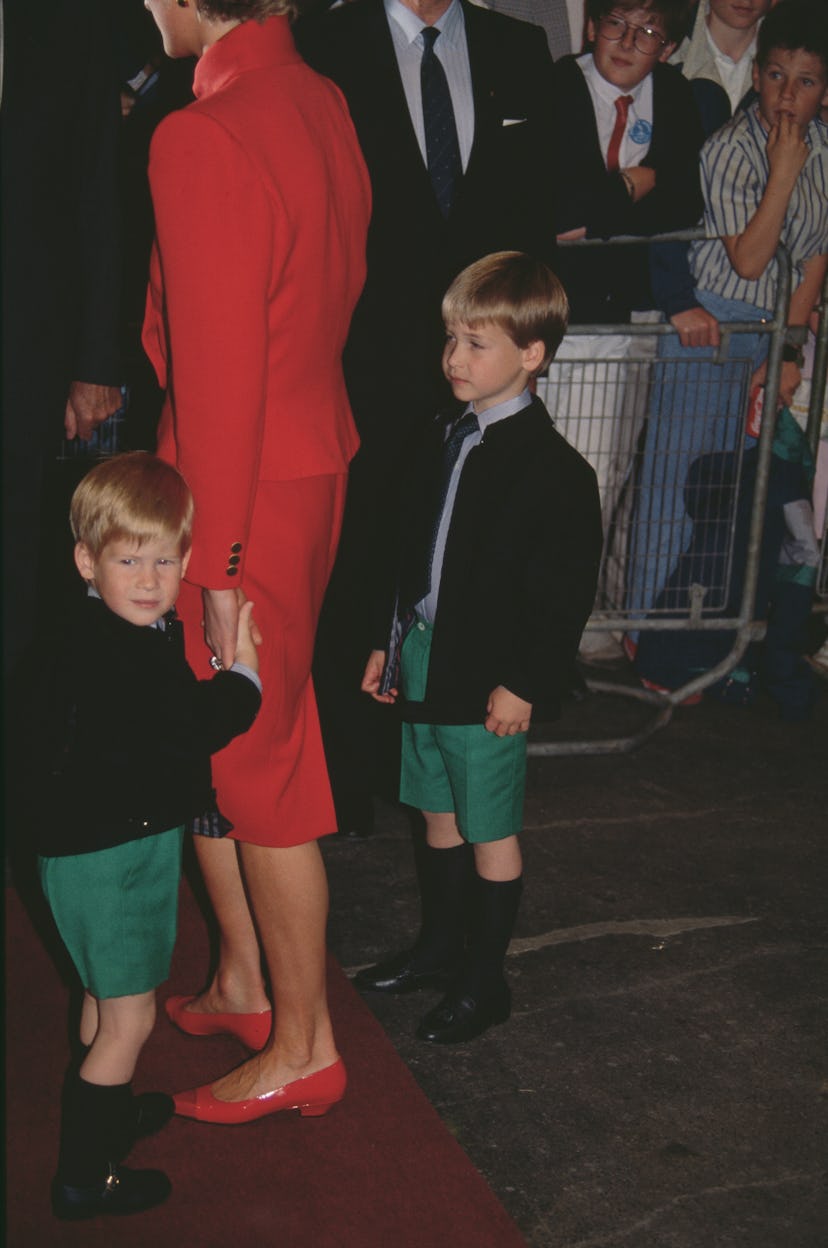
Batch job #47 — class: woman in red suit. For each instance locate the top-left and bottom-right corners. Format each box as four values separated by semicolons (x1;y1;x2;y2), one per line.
142;0;370;1122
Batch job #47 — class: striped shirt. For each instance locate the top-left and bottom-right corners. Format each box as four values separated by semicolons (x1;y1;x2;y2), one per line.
691;104;828;313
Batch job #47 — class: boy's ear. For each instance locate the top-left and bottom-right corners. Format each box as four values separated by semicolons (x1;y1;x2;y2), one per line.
586;17;596;45
181;548;192;576
74;541;96;582
657;40;677;63
752;59;761;95
522;339;546;373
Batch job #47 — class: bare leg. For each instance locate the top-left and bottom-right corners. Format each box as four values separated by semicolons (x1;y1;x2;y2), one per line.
473;835;522;882
79;990;99;1047
79;991;156;1086
208;840;338;1101
423;810;465;848
184;836;269;1016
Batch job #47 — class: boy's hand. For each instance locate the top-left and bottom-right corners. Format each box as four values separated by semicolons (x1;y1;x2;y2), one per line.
233;600;260;673
485;686;532;737
621;165;655;203
766;114;809;186
361;650;397;703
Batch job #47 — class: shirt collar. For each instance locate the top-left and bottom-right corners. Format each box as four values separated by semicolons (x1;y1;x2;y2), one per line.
385;0;464;50
465;387;533;431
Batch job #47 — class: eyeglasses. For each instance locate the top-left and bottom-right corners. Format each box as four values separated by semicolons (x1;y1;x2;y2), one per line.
597;13;667;56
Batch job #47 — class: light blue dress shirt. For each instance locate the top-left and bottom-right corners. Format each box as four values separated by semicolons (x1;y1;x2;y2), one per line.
416;388;534;623
384;0;474;172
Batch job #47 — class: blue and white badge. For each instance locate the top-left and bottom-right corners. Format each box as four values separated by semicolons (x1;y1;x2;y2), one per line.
629;118;652;145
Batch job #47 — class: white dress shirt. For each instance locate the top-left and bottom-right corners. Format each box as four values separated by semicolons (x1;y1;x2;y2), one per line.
577;52;654;170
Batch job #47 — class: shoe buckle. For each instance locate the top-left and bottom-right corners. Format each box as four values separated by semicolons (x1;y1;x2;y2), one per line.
104;1168;120;1193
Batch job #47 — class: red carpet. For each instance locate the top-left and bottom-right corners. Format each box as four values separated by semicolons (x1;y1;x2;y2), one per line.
6;877;527;1247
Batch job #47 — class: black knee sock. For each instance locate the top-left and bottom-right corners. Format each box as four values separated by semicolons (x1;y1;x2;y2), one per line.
411;841;475;971
56;1072;134;1186
459;873;523;999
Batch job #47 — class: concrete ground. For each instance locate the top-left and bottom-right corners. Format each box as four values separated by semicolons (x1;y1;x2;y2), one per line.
320;666;828;1248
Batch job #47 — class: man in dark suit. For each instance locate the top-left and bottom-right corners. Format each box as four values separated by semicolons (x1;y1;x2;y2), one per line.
1;0;123;679
297;0;557;834
2;0;123;851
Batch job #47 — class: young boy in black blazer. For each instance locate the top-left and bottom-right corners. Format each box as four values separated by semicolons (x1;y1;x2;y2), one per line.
359;252;603;1044
36;453;261;1219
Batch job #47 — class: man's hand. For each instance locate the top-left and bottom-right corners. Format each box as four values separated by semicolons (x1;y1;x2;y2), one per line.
669;306;721;349
361;650;397;703
64;381;122;441
484;686;532;737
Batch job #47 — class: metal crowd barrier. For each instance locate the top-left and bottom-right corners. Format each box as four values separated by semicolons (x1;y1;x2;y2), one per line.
529;234;826;756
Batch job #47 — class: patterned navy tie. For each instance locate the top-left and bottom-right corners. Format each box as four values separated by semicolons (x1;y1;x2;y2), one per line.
426;409;479;592
420;26;462;219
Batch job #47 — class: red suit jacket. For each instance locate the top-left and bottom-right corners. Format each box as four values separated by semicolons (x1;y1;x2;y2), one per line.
143;17;371;589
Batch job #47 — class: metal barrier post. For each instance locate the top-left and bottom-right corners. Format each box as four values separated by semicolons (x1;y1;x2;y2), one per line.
530;237;795;756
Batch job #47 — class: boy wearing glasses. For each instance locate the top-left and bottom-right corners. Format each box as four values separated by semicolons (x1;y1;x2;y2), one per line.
546;0;703;644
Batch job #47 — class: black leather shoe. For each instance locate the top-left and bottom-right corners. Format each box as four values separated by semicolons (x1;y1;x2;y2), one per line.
353;949;460;994
51;1164;172;1220
416;982;511;1044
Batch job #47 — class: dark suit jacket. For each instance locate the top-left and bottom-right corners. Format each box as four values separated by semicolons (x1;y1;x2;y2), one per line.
1;0;122;451
33;596;261;856
551;56;704;323
378;397;603;725
296;0;557;458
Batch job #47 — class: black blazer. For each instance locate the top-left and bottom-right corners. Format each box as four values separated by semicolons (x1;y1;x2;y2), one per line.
32;596;261;856
296;0;557;455
379;397;603;724
551;56;704;323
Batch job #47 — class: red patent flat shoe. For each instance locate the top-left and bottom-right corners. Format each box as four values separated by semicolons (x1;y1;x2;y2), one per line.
164;995;272;1052
173;1058;347;1125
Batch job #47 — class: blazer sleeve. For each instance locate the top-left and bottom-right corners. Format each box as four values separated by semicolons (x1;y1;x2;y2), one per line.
147;109;274;589
73;0;123;385
501;445;603;706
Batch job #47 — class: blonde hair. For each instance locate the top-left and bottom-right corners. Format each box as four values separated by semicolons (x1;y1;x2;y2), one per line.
70;453;194;558
442;252;569;373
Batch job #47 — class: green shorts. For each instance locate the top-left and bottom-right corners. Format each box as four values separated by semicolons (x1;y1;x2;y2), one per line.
39;827;184;999
399;622;526;844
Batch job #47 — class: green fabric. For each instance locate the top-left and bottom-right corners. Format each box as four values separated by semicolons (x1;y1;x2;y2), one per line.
39;827;184;998
399;623;526;843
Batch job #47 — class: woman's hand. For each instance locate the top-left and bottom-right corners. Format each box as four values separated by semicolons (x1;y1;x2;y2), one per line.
203;588;262;671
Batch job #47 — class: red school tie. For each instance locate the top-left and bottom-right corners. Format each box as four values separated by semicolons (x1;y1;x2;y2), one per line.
606;94;633;173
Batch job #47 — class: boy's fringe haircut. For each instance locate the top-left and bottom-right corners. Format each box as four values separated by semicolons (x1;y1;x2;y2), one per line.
71;452;195;557
442;251;569;373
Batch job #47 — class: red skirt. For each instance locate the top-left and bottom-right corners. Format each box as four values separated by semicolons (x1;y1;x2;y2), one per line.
176;474;346;847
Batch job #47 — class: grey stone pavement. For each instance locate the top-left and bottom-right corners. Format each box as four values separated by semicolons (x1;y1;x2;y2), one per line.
320;665;828;1248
